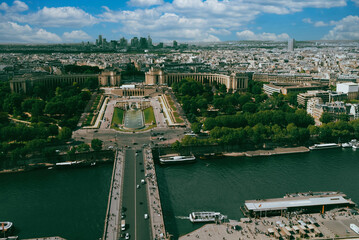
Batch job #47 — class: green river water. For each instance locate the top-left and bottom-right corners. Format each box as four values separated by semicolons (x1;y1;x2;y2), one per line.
0;149;359;239
156;148;359;239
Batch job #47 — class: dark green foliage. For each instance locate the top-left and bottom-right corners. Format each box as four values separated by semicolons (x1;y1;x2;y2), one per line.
191;122;202;134
91;138;103;151
58;127;72;140
64;65;101;74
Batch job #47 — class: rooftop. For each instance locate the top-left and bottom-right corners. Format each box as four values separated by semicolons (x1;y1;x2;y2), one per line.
245;193;355;212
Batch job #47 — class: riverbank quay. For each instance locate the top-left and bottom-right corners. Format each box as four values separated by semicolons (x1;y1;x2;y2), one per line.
0;150;114;174
155;145;310;160
144;147;168;239
23;237;66;240
223;146;310;157
102;150;124;240
179;209;359;240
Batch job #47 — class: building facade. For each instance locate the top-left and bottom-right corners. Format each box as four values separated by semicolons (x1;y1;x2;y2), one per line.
10;73;98;94
98;70;121;86
145;68;248;92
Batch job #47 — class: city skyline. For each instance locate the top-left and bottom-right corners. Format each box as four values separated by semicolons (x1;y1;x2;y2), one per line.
0;0;358;44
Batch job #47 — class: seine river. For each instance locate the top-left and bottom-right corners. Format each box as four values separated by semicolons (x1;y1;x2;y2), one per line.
1;149;359;239
156;148;359;239
0;163;112;239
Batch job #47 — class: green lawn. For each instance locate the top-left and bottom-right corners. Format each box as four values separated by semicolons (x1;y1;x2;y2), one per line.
111;108;124;127
144;107;156;124
166;95;177;111
173;111;184;123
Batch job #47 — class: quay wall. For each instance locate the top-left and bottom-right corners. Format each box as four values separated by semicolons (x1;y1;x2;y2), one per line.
154;145;309;159
0;150;115;174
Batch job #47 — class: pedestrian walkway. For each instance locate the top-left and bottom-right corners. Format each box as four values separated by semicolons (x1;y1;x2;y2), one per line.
103;150;124;240
144;148;168;240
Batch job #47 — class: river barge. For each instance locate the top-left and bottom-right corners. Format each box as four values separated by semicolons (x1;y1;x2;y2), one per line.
243;191;356;217
159;155;196;164
309;143;340;150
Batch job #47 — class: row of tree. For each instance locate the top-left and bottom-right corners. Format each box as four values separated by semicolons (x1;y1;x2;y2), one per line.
172;77;359;149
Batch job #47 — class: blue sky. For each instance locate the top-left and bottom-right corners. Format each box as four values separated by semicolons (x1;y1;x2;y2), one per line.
0;0;358;43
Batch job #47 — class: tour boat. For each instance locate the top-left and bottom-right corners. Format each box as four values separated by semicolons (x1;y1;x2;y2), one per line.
189;212;225;223
309;143;340;150
159;155;195;164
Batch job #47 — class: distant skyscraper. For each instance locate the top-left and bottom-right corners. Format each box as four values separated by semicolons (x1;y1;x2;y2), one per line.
147;35;152;48
98;35;103;46
131;37;139;48
288;38;295;51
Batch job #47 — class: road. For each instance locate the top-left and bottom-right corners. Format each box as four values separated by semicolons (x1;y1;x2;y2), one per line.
121;149;151;240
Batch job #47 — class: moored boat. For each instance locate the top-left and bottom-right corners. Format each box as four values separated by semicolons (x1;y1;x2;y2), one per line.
342;139;357;148
159;155;196;164
309;143;340;150
55;161;85;168
189;212;225;223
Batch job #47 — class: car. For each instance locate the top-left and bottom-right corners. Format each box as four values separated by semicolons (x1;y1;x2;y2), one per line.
141;179;146;184
144;214;148;219
125;233;130;239
136;184;140;189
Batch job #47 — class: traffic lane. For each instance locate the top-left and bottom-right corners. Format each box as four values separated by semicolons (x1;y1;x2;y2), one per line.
121;149;136;239
135;150;151;240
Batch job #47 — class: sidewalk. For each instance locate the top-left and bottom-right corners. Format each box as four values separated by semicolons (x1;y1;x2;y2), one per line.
144;147;167;240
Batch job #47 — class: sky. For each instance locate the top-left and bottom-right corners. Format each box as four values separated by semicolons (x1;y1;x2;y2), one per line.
0;0;358;43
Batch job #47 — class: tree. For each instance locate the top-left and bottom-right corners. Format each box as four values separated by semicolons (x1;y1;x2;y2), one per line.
0;112;9;125
320;112;332;124
203;117;217;130
191;122;202;134
77;143;90;152
58;127;72;140
48;124;59;136
91;138;103;151
242;102;257;113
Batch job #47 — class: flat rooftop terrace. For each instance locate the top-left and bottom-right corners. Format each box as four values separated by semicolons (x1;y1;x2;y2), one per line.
245;193;355;212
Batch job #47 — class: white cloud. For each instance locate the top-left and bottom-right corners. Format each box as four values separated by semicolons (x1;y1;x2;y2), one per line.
314;21;328;27
236;30;290;41
0;1;28;12
302;18;312;24
323;15;359;40
0;21;61;43
14;6;98;27
352;0;359;6
98;0;347;42
63;30;92;41
208;28;231;35
127;0;164;7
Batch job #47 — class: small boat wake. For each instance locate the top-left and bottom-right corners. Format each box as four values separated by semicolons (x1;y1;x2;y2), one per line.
176;216;190;220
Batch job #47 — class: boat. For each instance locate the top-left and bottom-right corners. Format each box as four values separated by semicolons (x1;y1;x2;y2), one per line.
309;143;340;150
159;155;196;164
342;143;351;148
0;221;13;232
353;144;359;149
189;212;225;223
55;161;85;168
342;139;357;148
